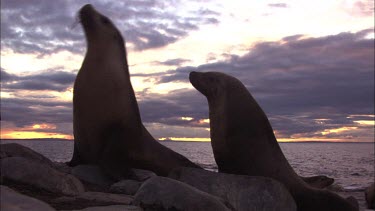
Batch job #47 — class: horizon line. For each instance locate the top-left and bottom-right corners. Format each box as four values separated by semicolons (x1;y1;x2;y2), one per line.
0;138;374;144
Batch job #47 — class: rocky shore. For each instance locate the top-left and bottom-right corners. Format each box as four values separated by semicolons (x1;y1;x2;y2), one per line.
1;143;373;211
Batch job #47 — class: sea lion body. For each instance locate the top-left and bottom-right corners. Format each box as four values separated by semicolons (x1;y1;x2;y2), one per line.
70;4;200;178
189;71;357;211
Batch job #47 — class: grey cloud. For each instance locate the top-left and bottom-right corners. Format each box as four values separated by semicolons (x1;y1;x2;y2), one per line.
1;97;72;128
268;3;289;8
139;88;209;127
1;0;221;55
152;59;192;67
149;29;374;139
1;69;75;92
1;68;19;81
2;27;373;141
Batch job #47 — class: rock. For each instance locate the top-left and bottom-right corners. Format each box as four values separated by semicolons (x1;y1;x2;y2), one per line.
110;180;142;195
133;176;232;211
0;143;54;166
71;165;114;187
54;162;73;174
300;175;334;189
131;169;156;181
169;167;297;211
65;205;143;211
345;196;359;210
365;183;374;209
0;185;56;211
1;157;84;196
53;192;133;207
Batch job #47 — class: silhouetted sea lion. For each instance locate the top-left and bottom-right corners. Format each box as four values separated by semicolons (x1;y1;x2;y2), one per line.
70;4;200;179
189;71;358;211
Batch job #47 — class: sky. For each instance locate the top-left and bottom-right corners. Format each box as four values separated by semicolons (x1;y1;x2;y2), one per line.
1;0;374;142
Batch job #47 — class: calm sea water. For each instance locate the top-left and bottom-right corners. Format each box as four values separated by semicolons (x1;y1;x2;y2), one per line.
1;140;373;192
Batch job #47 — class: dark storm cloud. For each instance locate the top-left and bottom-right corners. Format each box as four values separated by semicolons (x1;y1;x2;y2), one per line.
145;29;374;139
1;69;75;92
1;0;220;55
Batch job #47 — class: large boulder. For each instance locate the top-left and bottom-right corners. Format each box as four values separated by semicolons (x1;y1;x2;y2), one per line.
365;183;374;209
71;165;114;187
169;167;297;211
0;185;56;211
133;176;232;211
68;205;143;211
1;157;84;195
0;143;54;166
110;180;142;195
131;169;156;182
53;191;133;206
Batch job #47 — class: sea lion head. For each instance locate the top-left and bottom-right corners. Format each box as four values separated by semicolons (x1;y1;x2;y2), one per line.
189;71;246;102
79;4;124;51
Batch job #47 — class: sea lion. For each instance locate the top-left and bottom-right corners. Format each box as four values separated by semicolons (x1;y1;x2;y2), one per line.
70;4;200;179
189;71;358;211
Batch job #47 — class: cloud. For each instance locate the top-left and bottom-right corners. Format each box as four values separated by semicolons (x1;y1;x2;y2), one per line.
0;0;220;55
149;29;374;140
268;3;289;8
342;0;374;17
1;29;373;141
1;97;72;128
1;69;75;92
155;58;192;66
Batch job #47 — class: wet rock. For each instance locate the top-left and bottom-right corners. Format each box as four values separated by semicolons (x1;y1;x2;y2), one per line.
0;185;56;211
1;157;84;196
0;143;54;166
133;176;232;211
66;205;143;211
71;165;114;187
365;183;374;209
169;167;297;211
301;175;335;189
131;169;156;181
110;180;142;195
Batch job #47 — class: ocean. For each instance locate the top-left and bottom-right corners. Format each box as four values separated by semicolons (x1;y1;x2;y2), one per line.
1;140;374;209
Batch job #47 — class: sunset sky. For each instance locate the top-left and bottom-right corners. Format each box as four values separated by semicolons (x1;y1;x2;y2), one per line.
1;0;374;142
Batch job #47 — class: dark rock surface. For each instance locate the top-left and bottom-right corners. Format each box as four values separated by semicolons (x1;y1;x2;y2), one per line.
365;183;374;209
65;205;143;211
133;176;233;211
0;143;54;166
169;167;297;211
1;185;56;211
110;180;142;195
1;157;84;196
301;175;335;189
131;168;156;181
53;191;133;206
71;165;114;187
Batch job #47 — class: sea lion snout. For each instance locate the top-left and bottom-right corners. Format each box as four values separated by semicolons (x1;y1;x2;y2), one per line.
79;4;100;31
80;4;95;16
189;71;205;95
